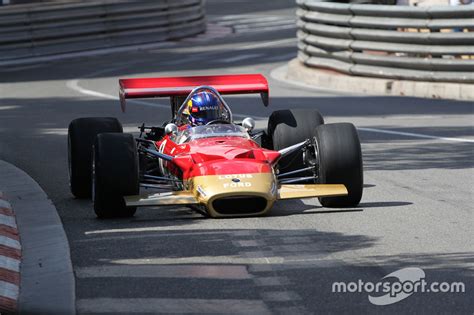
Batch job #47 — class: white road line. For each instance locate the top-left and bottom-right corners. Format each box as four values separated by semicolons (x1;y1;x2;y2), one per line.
109;256;284;265
358;127;474;143
66;80;117;100
76;265;251;279
67;80;473;144
78;231;227;242
77;298;271;314
234;20;296;29
211;14;258;21
66;79;169;109
0;105;21;111
219;53;262;63
239;38;296;49
239;25;296;33
38;127;140;136
66;49;472;146
215;16;282;26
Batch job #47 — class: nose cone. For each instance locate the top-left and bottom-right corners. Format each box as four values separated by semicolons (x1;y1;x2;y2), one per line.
191;169;277;218
192;159;273;177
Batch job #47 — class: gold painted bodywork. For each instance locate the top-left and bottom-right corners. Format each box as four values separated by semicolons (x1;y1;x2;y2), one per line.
124;191;198;207
191;173;276;218
278;184;347;200
124;174;348;218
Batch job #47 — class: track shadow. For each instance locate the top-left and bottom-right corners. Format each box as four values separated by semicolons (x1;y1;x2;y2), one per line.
270;199;412;217
74;227;473;314
358;201;413;208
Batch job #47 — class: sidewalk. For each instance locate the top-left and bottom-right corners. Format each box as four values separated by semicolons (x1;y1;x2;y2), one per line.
0;160;75;315
285;59;474;101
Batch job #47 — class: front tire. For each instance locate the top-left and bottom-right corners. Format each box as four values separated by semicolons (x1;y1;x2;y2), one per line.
68;117;122;198
93;133;139;218
267;109;324;175
314;123;363;207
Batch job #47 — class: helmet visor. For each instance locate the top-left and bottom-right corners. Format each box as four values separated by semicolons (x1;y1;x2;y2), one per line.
191;105;220;120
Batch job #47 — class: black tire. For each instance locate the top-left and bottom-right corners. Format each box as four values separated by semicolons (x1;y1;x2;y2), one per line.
93;133;139;218
267;109;324;174
68;117;122;198
314;123;363;207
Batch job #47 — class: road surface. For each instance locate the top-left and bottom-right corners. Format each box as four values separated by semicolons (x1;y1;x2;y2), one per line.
0;0;472;313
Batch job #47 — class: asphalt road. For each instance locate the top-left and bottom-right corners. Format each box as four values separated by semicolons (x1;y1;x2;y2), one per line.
0;0;473;313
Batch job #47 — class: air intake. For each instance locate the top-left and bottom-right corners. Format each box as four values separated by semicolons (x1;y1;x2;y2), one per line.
212;196;267;215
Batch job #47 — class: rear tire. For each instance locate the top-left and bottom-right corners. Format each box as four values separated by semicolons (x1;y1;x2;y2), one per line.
267;109;324;174
93;133;139;218
314;123;363;207
68;117;122;198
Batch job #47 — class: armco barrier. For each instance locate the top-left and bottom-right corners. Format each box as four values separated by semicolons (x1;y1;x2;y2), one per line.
0;0;206;62
296;0;474;83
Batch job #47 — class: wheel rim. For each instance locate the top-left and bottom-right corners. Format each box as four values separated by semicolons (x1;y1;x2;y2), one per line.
313;136;323;184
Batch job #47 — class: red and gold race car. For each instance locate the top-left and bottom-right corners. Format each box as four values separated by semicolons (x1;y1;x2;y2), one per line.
67;74;363;218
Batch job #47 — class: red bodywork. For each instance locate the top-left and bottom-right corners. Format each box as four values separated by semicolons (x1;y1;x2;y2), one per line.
158;135;281;180
119;74;276;180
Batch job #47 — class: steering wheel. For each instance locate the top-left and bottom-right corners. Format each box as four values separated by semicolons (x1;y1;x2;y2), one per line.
206;119;231;125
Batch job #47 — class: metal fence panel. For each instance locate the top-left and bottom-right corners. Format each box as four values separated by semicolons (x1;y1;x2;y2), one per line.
0;0;206;62
297;0;474;83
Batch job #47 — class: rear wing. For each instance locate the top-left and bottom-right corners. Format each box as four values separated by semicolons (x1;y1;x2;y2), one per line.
119;74;269;113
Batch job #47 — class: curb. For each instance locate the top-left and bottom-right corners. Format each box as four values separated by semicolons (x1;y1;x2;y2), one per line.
286;58;474;101
0;160;75;315
0;194;21;314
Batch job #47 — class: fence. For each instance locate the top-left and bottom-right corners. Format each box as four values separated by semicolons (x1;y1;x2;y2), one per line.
0;0;206;62
296;0;474;83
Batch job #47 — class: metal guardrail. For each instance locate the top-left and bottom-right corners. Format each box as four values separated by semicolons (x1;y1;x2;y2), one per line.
297;0;474;83
0;0;206;62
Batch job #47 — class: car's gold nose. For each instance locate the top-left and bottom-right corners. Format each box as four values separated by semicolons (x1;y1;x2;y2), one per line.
191;172;277;217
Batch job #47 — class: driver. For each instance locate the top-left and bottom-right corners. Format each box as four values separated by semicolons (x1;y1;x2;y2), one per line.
184;91;226;126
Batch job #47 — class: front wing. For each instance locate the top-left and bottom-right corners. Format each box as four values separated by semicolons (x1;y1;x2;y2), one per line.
124;184;347;208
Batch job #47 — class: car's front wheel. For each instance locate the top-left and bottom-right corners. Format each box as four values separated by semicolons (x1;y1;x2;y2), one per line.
267;109;324;176
314;123;363;207
93;133;139;218
68;117;122;198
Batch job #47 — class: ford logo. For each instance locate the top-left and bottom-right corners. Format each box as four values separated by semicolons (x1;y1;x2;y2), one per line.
232;178;240;183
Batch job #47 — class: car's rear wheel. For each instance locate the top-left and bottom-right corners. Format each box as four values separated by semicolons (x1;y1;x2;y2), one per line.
93;133;139;218
314;123;363;207
68;117;122;198
267;109;324;175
